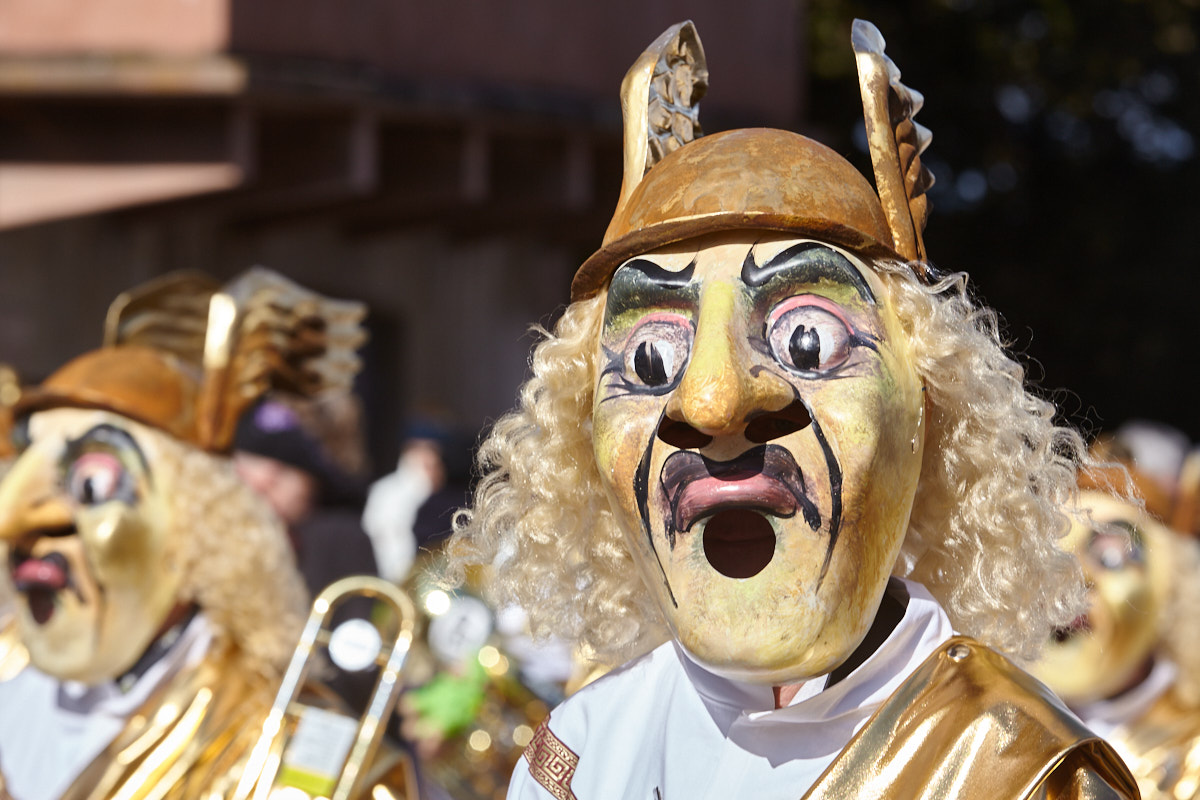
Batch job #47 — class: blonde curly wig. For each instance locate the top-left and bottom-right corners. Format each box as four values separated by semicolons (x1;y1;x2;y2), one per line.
153;431;308;678
448;259;1093;666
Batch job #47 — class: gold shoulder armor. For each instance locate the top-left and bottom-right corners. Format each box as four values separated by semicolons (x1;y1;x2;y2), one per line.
804;637;1139;800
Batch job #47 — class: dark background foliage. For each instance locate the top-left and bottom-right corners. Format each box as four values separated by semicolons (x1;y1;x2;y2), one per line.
807;0;1199;441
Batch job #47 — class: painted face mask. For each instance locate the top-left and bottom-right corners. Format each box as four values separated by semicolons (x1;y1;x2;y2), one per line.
1030;490;1172;705
592;232;925;684
0;408;182;684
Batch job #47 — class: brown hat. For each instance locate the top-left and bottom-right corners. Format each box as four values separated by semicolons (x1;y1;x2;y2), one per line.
571;20;934;301
15;347;201;444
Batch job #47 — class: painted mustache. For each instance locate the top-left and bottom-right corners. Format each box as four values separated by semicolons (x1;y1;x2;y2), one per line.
659;445;821;545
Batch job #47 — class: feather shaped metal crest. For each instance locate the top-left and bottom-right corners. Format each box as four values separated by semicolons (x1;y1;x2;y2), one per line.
853;19;935;269
104;271;221;361
607;20;708;242
197;268;366;451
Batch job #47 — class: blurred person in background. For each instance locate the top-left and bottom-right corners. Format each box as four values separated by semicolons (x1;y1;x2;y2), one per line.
365;420;575;800
362;416;472;584
234;393;378;598
234;393;384;713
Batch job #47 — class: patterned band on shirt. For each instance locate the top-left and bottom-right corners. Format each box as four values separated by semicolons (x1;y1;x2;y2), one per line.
524;716;579;800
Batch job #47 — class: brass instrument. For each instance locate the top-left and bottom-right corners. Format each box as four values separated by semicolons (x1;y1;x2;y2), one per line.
235;575;420;800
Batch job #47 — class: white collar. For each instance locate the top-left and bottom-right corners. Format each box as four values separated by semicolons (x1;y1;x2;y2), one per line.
56;614;214;718
676;578;954;749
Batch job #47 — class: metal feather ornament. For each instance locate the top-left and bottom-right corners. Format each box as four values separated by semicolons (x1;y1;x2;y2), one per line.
853;19;936;273
197;268;366;451
607;20;708;242
104;271;221;361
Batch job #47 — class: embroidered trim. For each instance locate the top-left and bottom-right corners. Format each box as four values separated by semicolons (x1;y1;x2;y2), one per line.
524;716;579;800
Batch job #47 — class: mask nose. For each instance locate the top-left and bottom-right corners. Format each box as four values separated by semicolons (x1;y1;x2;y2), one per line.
0;448;73;542
660;282;806;447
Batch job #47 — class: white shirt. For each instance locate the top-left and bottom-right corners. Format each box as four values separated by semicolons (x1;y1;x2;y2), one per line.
361;456;430;583
0;615;213;800
508;579;954;800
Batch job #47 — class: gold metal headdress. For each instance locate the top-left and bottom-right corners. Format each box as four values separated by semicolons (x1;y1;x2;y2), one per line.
852;18;935;267
18;268;366;453
572;19;936;300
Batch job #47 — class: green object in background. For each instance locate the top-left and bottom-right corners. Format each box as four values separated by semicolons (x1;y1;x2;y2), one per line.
407;656;488;736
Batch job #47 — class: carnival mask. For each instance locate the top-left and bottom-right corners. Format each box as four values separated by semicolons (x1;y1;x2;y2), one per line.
1030;490;1171;705
592;232;925;684
0;408;182;684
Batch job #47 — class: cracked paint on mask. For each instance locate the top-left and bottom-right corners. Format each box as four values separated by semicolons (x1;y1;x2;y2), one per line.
591;232;925;684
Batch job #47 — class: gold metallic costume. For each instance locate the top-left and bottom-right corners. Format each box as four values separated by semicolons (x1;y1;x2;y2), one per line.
1;635;271;798
0;626;416;799
1101;689;1200;800
805;638;1136;800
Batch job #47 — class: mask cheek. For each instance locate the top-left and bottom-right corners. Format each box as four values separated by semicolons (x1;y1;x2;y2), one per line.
79;507;147;582
594;401;660;509
82;504;177;618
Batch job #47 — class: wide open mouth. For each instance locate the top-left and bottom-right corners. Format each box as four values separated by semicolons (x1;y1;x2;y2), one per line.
9;530;79;626
702;509;776;578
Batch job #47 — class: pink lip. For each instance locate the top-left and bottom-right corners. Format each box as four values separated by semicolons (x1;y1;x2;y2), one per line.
10;551;73;625
673;474;797;533
13;556;68;592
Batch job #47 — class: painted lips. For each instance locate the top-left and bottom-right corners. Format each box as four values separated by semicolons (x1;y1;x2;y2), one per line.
660;444;821;539
9;550;73;625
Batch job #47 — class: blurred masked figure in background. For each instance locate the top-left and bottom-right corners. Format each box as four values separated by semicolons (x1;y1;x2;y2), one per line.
0;270;410;799
1032;435;1200;800
448;20;1138;800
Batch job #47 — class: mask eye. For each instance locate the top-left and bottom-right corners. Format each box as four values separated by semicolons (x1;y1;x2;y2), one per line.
766;297;854;373
1088;523;1143;570
67;452;127;506
624;314;692;390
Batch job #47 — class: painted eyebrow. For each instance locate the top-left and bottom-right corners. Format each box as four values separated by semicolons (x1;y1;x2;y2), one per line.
63;423;152;478
740;242;876;304
614;257;697;289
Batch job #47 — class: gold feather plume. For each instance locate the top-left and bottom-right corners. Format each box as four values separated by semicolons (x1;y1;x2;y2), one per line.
852;19;935;270
104;268;365;453
198;268;366;451
607;20;708;242
104;271;221;359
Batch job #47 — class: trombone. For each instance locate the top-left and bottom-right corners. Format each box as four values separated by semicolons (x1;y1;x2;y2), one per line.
235;575;420;800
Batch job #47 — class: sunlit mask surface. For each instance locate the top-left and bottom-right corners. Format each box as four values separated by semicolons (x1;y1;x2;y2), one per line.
592;232;925;684
0;408;180;684
1030;490;1171;705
